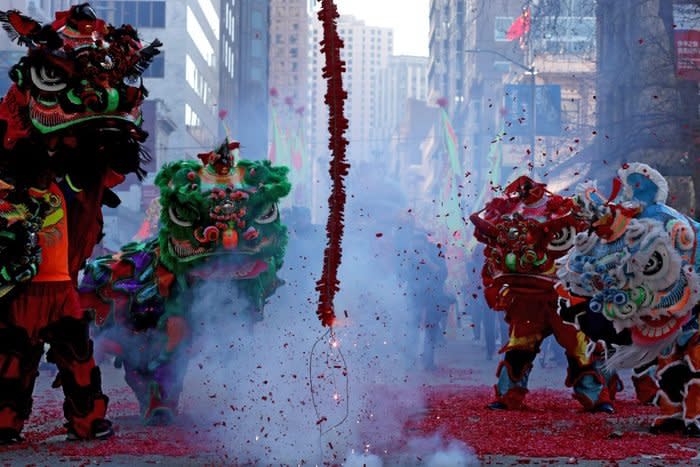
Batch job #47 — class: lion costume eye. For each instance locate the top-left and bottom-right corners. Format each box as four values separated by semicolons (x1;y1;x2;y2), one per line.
255;203;278;224
548;226;576;251
123;75;142;88
168;205;197;227
30;64;67;92
642;250;664;276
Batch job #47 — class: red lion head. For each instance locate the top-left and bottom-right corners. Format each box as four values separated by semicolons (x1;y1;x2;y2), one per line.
470;176;587;293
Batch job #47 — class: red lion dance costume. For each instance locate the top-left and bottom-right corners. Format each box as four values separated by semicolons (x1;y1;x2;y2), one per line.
470;176;615;412
0;4;158;443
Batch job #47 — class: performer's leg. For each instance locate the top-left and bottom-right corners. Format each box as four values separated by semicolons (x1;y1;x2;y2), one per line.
42;284;112;440
123;361;150;413
548;308;612;412
142;349;189;426
0;286;52;443
492;348;539;409
681;337;700;436
682;378;700;437
647;347;688;433
490;306;545;410
0;322;43;443
632;361;659;405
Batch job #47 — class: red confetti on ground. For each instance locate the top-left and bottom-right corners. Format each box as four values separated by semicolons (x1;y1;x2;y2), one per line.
406;386;700;461
3;387;211;459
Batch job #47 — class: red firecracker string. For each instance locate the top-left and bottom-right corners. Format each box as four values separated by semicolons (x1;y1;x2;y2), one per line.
315;0;349;328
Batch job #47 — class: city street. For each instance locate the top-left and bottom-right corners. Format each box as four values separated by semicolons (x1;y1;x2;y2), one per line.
1;333;698;466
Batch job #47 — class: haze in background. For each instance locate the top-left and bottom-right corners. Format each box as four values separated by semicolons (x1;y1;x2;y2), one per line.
335;0;429;56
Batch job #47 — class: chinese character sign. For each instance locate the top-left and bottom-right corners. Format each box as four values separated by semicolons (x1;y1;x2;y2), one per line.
674;4;700;80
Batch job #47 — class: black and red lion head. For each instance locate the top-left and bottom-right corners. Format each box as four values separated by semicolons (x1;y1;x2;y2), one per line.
0;3;161;182
0;4;161;293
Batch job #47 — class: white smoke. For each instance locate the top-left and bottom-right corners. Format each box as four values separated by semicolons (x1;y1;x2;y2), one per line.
167;170;476;464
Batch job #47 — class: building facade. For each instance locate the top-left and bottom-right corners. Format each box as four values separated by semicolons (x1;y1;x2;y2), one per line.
269;0;309;105
595;0;700;212
220;0;269;160
93;0;220;167
308;14;393;220
428;0;469;115
425;0;598;201
374;55;429;170
309;15;393;165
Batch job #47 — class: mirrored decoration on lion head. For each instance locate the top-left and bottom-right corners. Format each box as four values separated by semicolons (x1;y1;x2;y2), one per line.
558;163;700;366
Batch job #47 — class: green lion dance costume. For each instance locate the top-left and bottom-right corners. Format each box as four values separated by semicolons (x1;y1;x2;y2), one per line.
79;140;290;425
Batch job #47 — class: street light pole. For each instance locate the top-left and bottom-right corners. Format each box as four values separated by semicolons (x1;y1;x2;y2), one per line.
465;49;537;172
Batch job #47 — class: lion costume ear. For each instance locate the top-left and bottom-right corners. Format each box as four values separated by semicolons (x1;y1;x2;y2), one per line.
0;10;42;47
618;162;668;206
155;161;201;193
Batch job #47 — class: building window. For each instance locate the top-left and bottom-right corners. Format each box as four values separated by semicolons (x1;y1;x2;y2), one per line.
94;1;166;29
494;16;514;42
185;54;213;105
562;98;581;126
252;39;263;58
229;41;235;78
185;103;201;127
142;52;165;78
187;6;216;67
252;10;264;29
198;0;220;39
290;48;298;58
539;16;595;55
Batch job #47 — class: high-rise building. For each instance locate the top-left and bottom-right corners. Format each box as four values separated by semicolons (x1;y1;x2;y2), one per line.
428;0;470;115
309;15;393;164
95;1;270;164
219;0;269;160
269;0;309;105
93;0;220;167
307;14;393;220
374;55;429;170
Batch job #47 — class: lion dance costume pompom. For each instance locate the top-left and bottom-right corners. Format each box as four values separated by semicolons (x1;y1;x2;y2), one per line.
470;176;615;412
558;163;700;436
0;3;159;443
79;140;291;425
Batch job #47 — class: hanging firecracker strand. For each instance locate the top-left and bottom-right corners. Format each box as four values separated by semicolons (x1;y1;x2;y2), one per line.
315;0;349;328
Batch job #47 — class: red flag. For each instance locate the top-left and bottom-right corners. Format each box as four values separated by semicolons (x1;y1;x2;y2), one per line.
506;8;530;41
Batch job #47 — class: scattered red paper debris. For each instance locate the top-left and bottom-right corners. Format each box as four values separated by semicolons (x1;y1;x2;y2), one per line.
3;388;208;459
406;386;700;461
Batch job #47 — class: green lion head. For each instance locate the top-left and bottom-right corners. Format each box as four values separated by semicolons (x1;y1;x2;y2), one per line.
155;140;291;297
